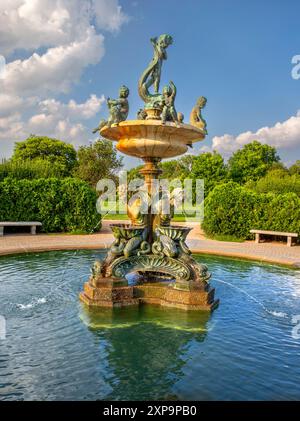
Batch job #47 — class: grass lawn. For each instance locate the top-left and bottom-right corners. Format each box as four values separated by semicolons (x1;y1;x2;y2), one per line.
102;213;199;222
206;233;244;242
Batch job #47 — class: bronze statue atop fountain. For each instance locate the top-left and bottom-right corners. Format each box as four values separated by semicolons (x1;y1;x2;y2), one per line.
190;96;208;134
93;85;130;133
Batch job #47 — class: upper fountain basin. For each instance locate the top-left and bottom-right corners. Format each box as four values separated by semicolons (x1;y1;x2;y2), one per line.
100;120;206;159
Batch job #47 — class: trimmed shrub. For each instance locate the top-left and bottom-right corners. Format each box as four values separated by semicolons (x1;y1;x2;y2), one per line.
0;178;101;233
202;182;300;239
258;192;300;234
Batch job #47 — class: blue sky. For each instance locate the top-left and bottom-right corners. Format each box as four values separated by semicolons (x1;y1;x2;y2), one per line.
0;0;299;168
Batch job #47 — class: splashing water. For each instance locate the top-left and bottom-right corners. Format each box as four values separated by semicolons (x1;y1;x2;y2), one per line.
213;278;288;318
16;297;47;310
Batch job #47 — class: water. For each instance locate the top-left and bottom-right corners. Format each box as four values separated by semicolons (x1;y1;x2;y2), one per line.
0;250;300;401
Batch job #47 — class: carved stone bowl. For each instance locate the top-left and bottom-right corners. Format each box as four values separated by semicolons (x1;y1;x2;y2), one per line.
100;120;206;159
110;223;145;240
156;225;192;241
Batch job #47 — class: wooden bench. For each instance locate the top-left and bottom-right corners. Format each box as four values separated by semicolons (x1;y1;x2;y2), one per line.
0;222;42;236
250;229;298;247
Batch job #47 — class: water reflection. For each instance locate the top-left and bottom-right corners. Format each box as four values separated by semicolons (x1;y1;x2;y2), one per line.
80;305;211;400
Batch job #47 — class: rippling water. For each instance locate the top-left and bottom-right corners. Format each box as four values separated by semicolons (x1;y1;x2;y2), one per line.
0;250;300;401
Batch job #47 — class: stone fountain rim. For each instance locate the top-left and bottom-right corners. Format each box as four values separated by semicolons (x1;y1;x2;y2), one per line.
157;225;192;232
110;223;146;230
100;119;206;143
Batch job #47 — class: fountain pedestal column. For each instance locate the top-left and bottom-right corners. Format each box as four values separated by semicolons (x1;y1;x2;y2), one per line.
139;157;161;245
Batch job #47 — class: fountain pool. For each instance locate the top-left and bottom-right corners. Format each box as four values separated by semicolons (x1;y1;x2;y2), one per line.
0;250;300;401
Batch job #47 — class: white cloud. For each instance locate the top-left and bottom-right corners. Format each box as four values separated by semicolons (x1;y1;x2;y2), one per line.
0;0;128;158
39;94;105;120
1;28;105;96
0;0;128;55
211;111;300;158
0;95;104;156
0;94;24;117
92;0;129;32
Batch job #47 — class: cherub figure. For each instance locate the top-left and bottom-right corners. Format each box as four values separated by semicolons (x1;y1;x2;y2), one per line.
190;96;208;134
161;81;179;125
93;85;129;133
177;112;184;123
137;108;147;120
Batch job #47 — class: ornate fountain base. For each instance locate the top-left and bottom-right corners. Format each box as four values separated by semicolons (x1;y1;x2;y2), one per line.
80;280;218;311
79;237;219;312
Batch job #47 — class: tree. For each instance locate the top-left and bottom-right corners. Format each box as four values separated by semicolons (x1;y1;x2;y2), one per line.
12;135;77;176
157;155;195;181
246;169;300;196
191;151;227;196
228;140;280;184
127;165;143;183
126;155;194;185
289;160;300;176
74;139;123;187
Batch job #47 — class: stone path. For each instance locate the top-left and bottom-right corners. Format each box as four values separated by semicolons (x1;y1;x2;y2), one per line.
0;219;299;267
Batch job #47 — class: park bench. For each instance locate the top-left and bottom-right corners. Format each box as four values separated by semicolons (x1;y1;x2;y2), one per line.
250;229;298;247
0;222;42;236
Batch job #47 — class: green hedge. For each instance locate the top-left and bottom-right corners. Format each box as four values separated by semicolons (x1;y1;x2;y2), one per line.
0;178;101;233
0;159;67;181
202;181;300;239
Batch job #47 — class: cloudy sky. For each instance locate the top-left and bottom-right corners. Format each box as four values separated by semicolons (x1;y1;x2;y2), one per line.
0;0;300;168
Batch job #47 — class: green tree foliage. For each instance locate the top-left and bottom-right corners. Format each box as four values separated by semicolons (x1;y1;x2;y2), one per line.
126;153;226;197
12;136;77;176
202;182;300;239
289;160;300;176
191;152;227;195
0;178;100;233
246;169;300;196
126;156;194;186
160;156;193;181
268;161;288;173
228;141;280;184
127;165;143;183
0;158;66;181
74;139;123;187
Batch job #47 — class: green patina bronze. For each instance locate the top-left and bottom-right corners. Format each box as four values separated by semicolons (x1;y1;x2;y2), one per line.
190;96;208;134
93;85;130;133
138;34;178;116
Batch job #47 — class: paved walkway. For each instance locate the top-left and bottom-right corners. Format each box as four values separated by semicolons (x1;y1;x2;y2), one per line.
0;220;300;267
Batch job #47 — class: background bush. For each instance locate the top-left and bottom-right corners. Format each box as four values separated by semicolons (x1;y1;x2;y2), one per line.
245;169;300;196
0;159;67;181
12;136;77;176
0;178;101;233
202;181;300;239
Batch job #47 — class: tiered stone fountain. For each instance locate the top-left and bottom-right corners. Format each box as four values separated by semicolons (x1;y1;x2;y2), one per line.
80;35;218;311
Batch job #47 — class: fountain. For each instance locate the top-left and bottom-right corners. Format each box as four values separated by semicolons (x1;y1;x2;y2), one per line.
80;34;218;311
